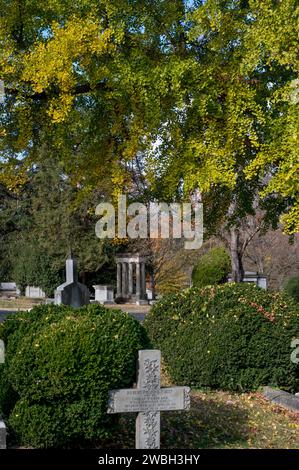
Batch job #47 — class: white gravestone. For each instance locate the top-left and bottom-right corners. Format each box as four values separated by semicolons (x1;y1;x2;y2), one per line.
93;285;114;304
107;350;190;449
227;271;267;289
25;286;46;299
0;282;21;297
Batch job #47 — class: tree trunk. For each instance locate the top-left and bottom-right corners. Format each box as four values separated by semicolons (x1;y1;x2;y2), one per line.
150;271;156;300
230;226;245;282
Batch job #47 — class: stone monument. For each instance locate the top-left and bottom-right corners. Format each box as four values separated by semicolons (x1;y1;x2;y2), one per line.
93;285;114;304
115;253;148;305
54;255;90;308
228;271;267;289
107;350;190;449
0;420;6;449
25;286;46;299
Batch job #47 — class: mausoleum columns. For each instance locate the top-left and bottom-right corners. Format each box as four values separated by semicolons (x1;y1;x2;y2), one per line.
116;262;122;297
140;262;146;298
128;263;133;295
115;254;148;304
135;261;141;299
121;262;127;297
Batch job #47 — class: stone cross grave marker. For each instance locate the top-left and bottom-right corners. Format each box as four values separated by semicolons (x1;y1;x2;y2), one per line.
107;350;190;449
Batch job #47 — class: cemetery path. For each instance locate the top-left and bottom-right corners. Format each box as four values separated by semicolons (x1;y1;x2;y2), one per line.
0;310;17;322
128;312;147;322
105;303;150;322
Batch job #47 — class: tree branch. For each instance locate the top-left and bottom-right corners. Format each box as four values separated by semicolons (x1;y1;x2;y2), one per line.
5;80;109;102
241;224;262;255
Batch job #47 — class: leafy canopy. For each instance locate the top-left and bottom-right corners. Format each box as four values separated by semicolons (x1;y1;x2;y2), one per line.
0;0;298;234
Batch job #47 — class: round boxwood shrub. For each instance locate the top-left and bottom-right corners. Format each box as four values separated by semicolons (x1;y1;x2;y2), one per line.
0;304;149;448
284;275;299;303
144;283;299;392
192;247;231;288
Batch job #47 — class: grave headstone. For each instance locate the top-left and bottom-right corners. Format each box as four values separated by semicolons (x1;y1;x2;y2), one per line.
0;282;20;297
0;420;6;449
25;286;46;299
146;288;154;301
93;285;114;304
108;350;190;449
54;256;90;308
227;271;267;289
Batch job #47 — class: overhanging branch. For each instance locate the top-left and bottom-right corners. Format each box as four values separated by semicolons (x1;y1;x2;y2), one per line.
4;80;109;102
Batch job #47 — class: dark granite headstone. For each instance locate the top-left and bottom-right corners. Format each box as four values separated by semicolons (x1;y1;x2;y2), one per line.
54;256;90;308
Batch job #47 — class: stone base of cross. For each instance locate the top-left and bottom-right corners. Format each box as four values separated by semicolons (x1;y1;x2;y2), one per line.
107;350;190;449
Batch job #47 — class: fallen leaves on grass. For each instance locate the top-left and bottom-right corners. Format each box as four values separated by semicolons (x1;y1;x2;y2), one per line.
98;389;299;449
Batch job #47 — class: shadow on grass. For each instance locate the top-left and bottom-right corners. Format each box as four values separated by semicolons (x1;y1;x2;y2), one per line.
161;394;250;449
98;394;250;449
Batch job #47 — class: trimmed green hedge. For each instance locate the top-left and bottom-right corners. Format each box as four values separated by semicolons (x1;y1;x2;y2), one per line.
0;304;149;448
284;275;299;303
192;247;231;288
144;283;299;392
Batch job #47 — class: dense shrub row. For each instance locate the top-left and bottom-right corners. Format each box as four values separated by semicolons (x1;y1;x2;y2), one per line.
284;275;299;303
1;283;298;448
0;304;149;448
144;283;299;392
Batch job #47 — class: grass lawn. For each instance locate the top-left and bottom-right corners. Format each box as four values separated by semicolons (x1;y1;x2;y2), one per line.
104;390;299;449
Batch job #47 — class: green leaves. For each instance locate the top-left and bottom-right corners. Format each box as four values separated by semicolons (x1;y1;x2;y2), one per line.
0;0;298;235
147;0;299;234
192;247;231;287
0;303;149;447
145;283;299;392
